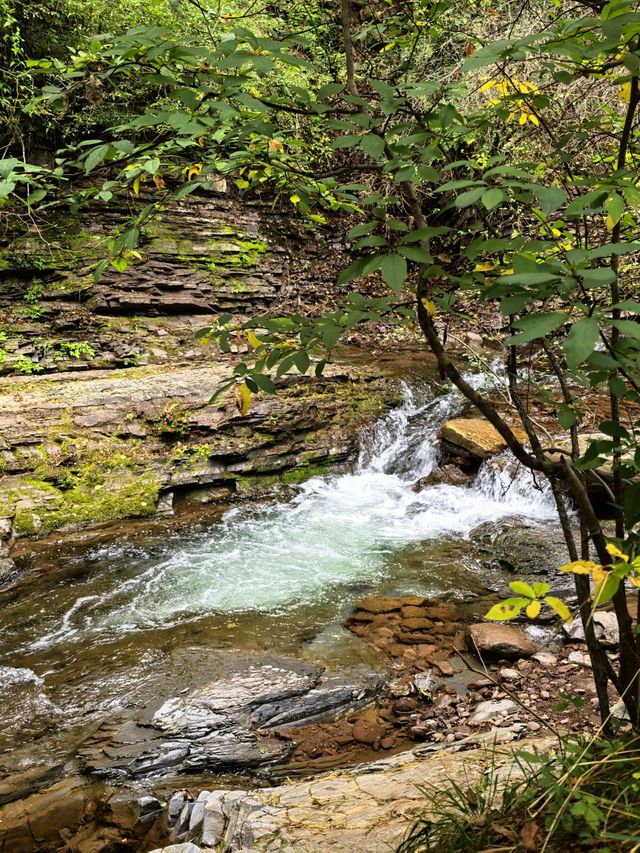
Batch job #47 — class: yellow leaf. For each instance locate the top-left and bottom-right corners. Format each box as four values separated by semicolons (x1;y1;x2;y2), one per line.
132;176;141;195
606;543;629;563
620;82;632;102
544;595;573;623
592;566;610;591
187;163;203;180
290;194;301;204
479;79;497;93
628;575;640;588
528;113;540;126
247;330;261;349
474;262;496;272
558;559;601;575
268;139;284;151
235;381;251;416
606;213;615;231
526;600;541;619
421;297;437;316
518;112;527;125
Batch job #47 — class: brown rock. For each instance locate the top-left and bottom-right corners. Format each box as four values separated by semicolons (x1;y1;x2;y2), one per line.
401;606;429;619
355;595;426;614
351;709;387;745
466;623;536;659
397;632;438;644
399;618;434;632
415;643;438;657
433;660;455;677
424;604;460;621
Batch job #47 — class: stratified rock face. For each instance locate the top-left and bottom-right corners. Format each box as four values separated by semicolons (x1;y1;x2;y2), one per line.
78;658;385;779
439;418;511;460
0;192;408;552
466;623;537;659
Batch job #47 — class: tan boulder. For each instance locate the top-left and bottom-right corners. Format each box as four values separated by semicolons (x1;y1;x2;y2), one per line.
440;418;525;460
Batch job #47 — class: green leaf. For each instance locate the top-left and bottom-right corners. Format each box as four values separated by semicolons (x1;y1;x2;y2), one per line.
579;267;616;288
398;246;433;264
507;312;567;344
251;373;276;393
623;482;640;529
565;190;608;217
481;188;504;210
84;144;110;174
612;319;640;339
348;222;377;238
453;187;486;208
532;581;551;597
322;324;342;349
360;134;385;159
337;257;369;285
293;350;310;374
530;184;567;214
563;317;600;369
379;254;408;292
399;226;451;244
557;403;577;429
508;580;535;598
605;192;625;227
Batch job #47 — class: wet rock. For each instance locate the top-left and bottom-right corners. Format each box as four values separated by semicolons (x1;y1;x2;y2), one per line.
0;777;89;851
0;667;61;748
466;623;536;659
412;465;474;491
472;518;571;579
469;699;518;724
80;657;386;780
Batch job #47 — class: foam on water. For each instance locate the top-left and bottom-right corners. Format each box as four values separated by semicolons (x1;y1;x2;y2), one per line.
28;376;558;650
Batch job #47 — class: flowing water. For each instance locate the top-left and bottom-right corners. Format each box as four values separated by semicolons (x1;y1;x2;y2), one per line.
0;374;562;773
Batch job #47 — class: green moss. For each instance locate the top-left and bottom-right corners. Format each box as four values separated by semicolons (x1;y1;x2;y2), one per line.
281;464;329;485
13;510;39;535
14;472;160;535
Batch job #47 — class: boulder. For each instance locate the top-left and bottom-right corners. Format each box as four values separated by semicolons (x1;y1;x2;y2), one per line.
439;418;520;460
466;623;536;659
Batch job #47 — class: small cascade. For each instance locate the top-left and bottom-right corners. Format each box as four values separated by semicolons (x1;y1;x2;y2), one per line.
18;375;559;653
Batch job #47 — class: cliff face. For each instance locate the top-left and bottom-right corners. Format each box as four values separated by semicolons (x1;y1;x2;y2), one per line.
0;189;405;572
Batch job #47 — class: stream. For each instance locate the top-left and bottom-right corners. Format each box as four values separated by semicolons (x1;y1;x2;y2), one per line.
0;373;564;790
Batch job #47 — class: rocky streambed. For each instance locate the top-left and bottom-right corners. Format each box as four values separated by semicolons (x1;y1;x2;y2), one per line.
1;193;631;852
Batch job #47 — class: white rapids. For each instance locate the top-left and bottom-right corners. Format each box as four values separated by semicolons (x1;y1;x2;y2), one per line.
29;376;558;650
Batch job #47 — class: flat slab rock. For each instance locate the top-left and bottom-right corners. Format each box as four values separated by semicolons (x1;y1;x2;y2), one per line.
439;418;526;460
79;657;385;779
154;730;556;852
